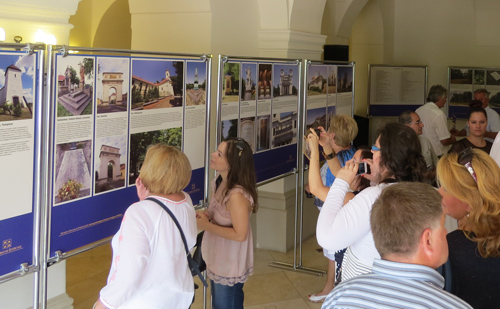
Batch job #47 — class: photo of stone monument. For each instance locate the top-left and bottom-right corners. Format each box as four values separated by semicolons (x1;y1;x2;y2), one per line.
308;65;327;96
96;57;129;114
222;62;240;103
328;66;337;94
186;61;206;106
130;59;183;110
94;135;127;194
56;56;94;117
128;127;182;185
54;140;92;205
0;52;35;122
337;66;353;93
258;64;272;100
272;64;298;98
241;63;257;101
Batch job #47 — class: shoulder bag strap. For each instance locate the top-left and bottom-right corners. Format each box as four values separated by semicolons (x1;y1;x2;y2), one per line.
146;197;208;287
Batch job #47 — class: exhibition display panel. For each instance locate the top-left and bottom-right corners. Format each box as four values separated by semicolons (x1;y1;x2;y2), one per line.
368;65;427;116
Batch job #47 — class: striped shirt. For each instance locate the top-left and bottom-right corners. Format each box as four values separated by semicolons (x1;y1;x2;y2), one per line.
322;259;472;309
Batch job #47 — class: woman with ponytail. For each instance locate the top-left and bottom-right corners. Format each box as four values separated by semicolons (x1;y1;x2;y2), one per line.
316;123;428;282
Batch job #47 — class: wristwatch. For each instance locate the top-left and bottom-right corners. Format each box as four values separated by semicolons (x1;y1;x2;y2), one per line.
322;151;336;160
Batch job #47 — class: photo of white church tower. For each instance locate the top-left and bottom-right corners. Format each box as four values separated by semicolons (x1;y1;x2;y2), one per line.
0;64;27;108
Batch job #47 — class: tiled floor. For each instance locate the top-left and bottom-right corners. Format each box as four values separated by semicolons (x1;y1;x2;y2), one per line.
66;236;329;309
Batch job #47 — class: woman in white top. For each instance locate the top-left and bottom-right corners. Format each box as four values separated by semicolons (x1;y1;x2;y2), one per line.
316;123;428;281
94;144;197;309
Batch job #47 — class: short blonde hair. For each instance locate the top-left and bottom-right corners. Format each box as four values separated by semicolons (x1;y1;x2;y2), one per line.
437;149;500;258
139;144;191;195
328;115;358;147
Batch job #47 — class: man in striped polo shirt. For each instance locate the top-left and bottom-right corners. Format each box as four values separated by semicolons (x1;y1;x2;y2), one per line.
322;182;471;309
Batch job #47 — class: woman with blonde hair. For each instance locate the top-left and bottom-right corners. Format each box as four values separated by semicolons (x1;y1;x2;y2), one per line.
306;114;358;302
437;148;500;309
95;144;197;309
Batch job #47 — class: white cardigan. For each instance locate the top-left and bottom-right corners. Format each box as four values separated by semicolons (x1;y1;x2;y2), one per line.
316;178;386;280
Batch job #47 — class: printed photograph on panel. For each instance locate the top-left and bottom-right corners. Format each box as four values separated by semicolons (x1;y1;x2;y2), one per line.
222;119;238;140
450;68;473;85
96;57;130;114
258;64;272;100
337;66;353;93
473;70;485;86
307;65;327;96
272;64;298;98
54;140;92;205
129;128;182;184
56;56;94;117
222;62;240;103
0;52;35;122
131;59;183;110
241;63;257;101
306;107;327;135
326;105;336;131
486;70;500;86
256;115;270;152
449;90;473;106
186;61;207;106
271;111;297;149
239;117;256;153
489;88;500;107
327;66;337;94
94;135;127;194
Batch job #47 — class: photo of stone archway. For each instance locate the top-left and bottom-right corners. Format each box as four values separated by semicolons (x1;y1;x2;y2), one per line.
54;140;92;205
96;57;129;114
94;135;127;194
56;55;94;117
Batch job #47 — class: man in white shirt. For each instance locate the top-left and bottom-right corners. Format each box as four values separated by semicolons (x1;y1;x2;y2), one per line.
416;85;456;157
399;110;438;169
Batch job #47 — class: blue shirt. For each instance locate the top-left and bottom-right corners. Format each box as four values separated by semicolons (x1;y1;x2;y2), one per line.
322;259;472;309
314;146;356;208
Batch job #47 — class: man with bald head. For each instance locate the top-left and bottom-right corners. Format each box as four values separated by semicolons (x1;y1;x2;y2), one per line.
399;110;438;170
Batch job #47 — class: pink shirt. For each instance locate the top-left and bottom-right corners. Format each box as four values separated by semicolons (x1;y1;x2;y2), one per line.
201;184;254;286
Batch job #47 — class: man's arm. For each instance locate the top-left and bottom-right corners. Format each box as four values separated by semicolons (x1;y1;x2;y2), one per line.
440;135;456;146
485;131;498;140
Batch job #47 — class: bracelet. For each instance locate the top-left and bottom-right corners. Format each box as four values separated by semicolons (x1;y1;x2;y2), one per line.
322;151;336;160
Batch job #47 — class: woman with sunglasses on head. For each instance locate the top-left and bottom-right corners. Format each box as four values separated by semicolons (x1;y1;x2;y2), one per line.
449;106;492;154
437;148;500;309
196;138;258;309
316;122;428;281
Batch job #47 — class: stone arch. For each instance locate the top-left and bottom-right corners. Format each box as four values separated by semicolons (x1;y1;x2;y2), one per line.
102;72;124;105
98;145;121;183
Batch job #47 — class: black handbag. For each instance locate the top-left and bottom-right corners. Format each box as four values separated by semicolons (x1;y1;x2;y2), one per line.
146;197;208;287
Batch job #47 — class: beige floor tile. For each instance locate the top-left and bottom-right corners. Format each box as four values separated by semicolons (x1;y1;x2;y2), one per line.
244;272;301;306
305;297;325;309
253;249;283;276
283;270;327;298
246;297;310;309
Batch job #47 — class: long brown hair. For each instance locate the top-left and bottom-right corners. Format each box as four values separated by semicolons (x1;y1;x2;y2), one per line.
222;137;258;213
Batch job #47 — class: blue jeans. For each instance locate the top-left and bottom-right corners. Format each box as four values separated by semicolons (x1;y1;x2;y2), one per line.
210;280;244;309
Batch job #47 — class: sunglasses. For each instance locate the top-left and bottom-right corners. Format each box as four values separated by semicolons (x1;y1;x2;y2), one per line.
231;137;247;157
458;147;477;183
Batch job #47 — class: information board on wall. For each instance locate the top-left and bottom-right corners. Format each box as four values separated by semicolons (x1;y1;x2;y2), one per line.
49;53;209;256
218;58;300;183
305;62;354;135
0;50;39;276
368;65;427;116
448;66;500;119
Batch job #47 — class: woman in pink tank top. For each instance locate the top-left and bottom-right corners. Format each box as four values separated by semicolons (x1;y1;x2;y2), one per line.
197;137;258;309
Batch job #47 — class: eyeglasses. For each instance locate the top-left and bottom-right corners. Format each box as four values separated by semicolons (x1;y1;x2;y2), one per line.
372;145;381;152
408;120;422;125
458;147;477;183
